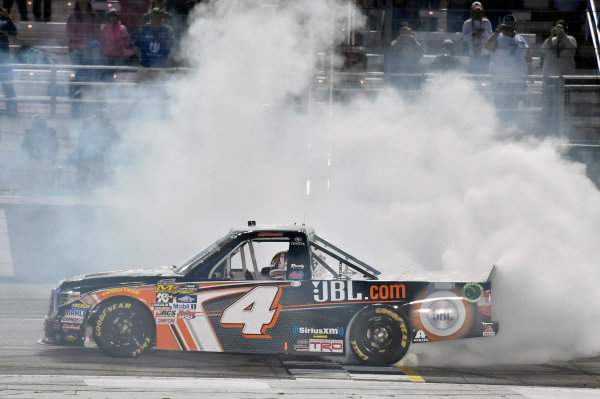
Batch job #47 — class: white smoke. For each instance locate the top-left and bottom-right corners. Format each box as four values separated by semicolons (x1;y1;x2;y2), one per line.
83;0;600;365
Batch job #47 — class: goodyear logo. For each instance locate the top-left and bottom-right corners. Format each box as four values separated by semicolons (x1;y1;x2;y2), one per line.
100;287;140;297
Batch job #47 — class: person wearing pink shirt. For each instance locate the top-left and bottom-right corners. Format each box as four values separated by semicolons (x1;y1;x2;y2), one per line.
100;8;133;67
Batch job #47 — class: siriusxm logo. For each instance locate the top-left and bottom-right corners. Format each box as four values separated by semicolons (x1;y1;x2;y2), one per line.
292;326;345;336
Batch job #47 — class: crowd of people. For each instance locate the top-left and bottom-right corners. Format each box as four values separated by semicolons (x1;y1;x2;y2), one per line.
385;2;579;120
0;1;587;191
16;110;120;189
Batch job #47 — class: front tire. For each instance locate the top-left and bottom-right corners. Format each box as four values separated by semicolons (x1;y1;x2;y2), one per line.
349;306;411;366
92;298;155;358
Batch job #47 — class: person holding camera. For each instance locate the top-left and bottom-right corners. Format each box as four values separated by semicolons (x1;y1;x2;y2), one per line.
486;15;532;121
540;20;577;127
541;20;577;77
461;2;492;74
0;6;17;116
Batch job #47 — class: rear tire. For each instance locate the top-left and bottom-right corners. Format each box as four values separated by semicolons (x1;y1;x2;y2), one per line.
349;306;411;366
92;298;155;358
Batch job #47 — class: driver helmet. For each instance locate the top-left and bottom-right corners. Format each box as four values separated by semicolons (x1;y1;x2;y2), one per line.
269;251;287;279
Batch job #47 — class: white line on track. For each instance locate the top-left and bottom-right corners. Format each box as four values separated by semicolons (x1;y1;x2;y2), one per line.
84;376;271;390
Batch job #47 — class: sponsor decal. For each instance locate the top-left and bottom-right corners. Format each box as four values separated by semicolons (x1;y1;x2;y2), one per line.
290;281;301;287
289;271;304;280
154;310;177;317
462;283;484;303
292;326;345;336
100;287;140;297
95;302;132;337
413;329;429;343
308;339;343;353
61;315;84;324
156;317;177;325
257;232;284;237
156;293;174;303
62;323;82;331
312;281;363;302
290;264;304;270
293;339;309;351
482;323;496;336
178;311;195;320
155;284;176;294
290;237;305;246
172;303;197;310
477;290;492;317
68;292;80;300
418;290;466;337
70;303;91;309
151;302;173;310
177;284;199;295
64;309;85;317
175;294;197;303
369;284;406;300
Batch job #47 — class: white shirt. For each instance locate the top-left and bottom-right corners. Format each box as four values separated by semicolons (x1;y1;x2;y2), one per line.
490;33;529;82
461;18;492;55
541;35;577;76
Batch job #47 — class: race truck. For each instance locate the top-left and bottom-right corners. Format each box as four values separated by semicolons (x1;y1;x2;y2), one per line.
40;222;498;366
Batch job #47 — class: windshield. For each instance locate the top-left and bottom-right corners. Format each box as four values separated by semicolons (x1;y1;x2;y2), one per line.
174;233;233;275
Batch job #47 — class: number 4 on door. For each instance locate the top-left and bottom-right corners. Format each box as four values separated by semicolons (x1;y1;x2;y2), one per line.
220;286;282;338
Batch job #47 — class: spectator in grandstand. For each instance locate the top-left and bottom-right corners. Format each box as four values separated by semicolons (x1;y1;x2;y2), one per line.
32;0;50;22
21;115;59;188
486;14;532;120
429;39;464;72
21;115;59;162
118;0;149;34
385;22;424;89
100;9;134;67
66;0;99;65
446;0;471;33
140;0;174;28
541;20;577;77
541;20;577;127
71;109;118;187
132;8;175;69
70;40;105;117
2;0;27;21
67;0;100;116
461;1;492;74
0;6;17;116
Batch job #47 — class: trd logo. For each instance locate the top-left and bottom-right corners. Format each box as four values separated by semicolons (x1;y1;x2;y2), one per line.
308;339;343;353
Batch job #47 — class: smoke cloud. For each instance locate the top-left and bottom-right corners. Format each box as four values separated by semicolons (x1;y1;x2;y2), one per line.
55;0;600;365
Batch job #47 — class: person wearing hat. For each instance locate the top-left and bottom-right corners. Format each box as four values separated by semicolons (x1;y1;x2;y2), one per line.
100;8;133;68
429;39;464;72
486;15;533;120
385;22;424;89
461;1;492;73
132;8;175;69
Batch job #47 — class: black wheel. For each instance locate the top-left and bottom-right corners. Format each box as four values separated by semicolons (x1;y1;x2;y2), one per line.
349;306;411;366
92;298;155;358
